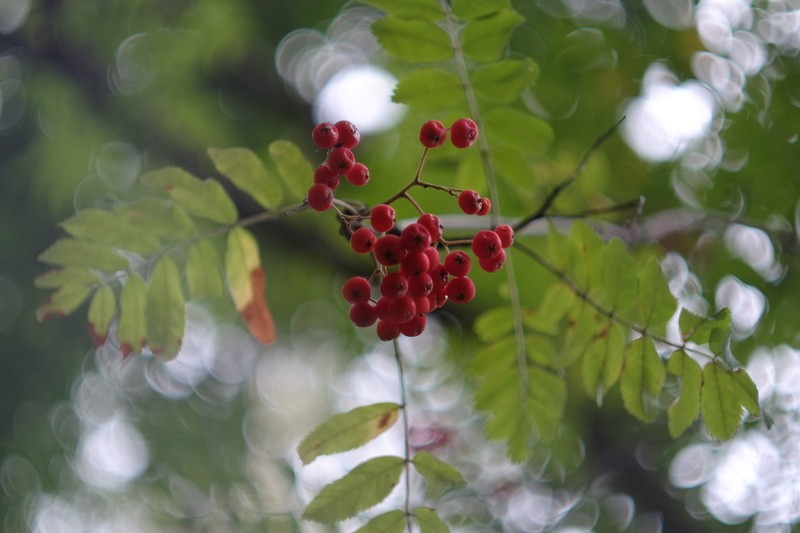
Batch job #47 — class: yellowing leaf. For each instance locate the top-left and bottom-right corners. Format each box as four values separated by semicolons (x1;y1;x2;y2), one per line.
620;338;665;422
185;241;224;300
666;351;702;438
225;227;275;344
701;362;743;440
209;147;282;209
118;274;148;358
297;403;402;464
60;208;161;254
39;238;128;272
145;256;185;360
36;284;92;322
302;456;405;523
87;285;116;347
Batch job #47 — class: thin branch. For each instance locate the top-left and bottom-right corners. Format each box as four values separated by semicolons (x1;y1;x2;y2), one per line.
514;116;627;233
392;338;413;530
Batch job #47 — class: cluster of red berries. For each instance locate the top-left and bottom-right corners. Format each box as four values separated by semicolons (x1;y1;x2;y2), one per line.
307;120;367;211
307;118;514;341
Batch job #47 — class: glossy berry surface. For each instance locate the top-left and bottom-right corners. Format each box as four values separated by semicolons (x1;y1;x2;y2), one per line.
342;277;372;304
400;223;432;253
479;248;506;272
373;235;405;266
307;183;333;211
401;252;430;277
380;272;409;299
495;225;514;248
419;120;447;148
417;213;442;241
349;302;378;327
345;162;370;186
446;276;476;303
312;122;339;149
376;319;401;341
313;164;340;188
471;230;502;259
334;120;360;148
327;147;356;174
350;227;377;254
444;251;471;277
370;204;396;233
450;117;479;148
458;190;481;215
477;197;492;216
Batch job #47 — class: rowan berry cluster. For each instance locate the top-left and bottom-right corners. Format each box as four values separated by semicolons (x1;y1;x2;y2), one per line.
306;118;515;341
307;120;367;211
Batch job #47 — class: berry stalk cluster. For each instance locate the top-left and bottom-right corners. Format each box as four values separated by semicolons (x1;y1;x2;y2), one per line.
306;118;514;341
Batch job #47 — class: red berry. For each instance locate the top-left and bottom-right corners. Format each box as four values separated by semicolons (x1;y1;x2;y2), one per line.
417;213;442;241
345;162;370;186
400;223;432;253
376;297;392;320
430;264;449;290
479;248;506;272
334;120;360;148
370;204;396;233
408;273;434;298
477;197;492;216
377;319;401;341
495;225;514;248
471;230;502;259
388;295;417;323
400;314;427;337
419;120;447;148
307;183;333;211
374;234;405;266
446;276;476;303
314;164;340;188
414;296;431;315
327;147;356;174
423;247;441;270
401;252;430;277
444;250;471;277
429;287;447;309
458;190;481;215
450;117;479;148
380;272;409;299
349;302;378;327
350;227;377;254
312;122;339;149
342;276;372;304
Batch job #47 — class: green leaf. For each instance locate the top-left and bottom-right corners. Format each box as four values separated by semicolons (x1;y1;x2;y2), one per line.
34;268;98;289
114;198;196;241
474;306;515;343
297;403;402;464
582;323;626;401
636;257;677;333
461;9;524;63
140;167;238;224
185;241;224;300
145;256;185;361
731;368;760;416
559;303;601;367
60;208;161;254
468;336;516;376
620;338;665;422
36;284;92;322
452;0;511;20
472;59;538;103
358;0;442;19
354;510;407;533
209;147;282;209
595;238;637;313
565;220;605;289
87;285;116;346
372;17;452;63
484;107;553;155
523;283;575;335
39;238;128;272
412;451;466;499
666;351;702;438
413;507;450;533
268;140;314;201
302;456;405;523
678;308;731;347
392;68;465;111
528;367;567;442
701;362;743;440
118;274;148;357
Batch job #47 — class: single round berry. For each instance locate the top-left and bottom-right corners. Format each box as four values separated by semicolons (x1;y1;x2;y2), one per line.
419;120;447;148
495;225;515;248
376;297;392;320
400;223;432;253
349;302;378;327
458;190;482;215
479;248;506;272
388;295;417;323
373;234;405;266
307;183;333;211
444;250;471;277
345;162;370;186
417;213;442;242
350;227;377;254
450;117;479;148
401;252;430;277
430;264;450;290
342;276;372;304
377;319;401;341
400;314;427;337
446;276;476;303
423;247;441;270
370;204;396;233
334;120;360;149
414;296;431;315
429;287;447;309
327;147;356;174
314;164;340;189
471;230;503;259
408;273;434;298
312;122;339;149
477;197;492;216
380;271;409;299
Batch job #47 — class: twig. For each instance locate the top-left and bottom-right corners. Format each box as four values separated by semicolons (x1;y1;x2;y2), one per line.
393;339;413;531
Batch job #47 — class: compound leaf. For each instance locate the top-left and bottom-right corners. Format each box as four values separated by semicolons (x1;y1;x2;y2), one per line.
701;362;742;440
666;351;702;438
412;451;466;499
36;283;92;322
118;274;148;358
413;507;450;533
620;337;665;422
595;238;637;313
461;9;524;63
140;167;237;224
298;403;402;464
114;198;195;241
39;238;128;272
34;268;98;289
268;140;313;201
145;256;185;361
582;323;626;401
302;456;405;523
484;106;553;155
731;368;760;417
185;241;224;300
472;59;539;103
354;510;407;533
679;307;731;347
209;147;282;209
392;68;465;111
474;306;515;343
372;17;452;63
60;208;161;254
87;285;116;347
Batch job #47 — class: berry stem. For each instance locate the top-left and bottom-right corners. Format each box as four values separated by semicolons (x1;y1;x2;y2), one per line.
392;338;413;530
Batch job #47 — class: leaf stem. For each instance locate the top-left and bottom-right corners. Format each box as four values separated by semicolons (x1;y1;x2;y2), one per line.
392;338;413;529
